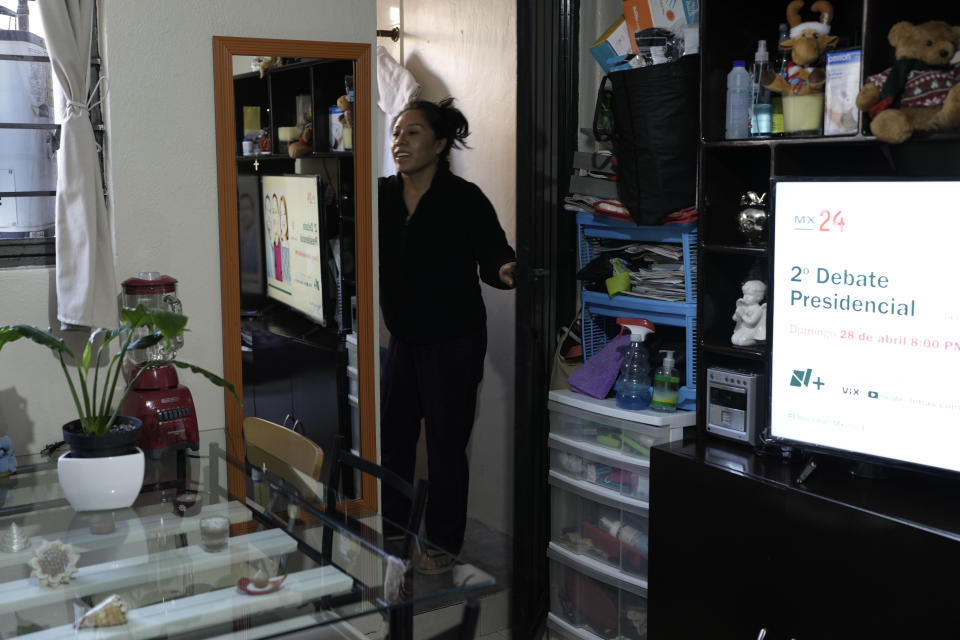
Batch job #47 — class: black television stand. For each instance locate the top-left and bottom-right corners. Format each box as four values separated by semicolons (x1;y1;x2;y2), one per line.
649;438;960;638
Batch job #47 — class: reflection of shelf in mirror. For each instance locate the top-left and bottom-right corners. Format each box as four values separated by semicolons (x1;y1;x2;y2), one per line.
233;58;340;81
702;342;766;360
703;134;873;148
702;243;767;256
236;151;354;162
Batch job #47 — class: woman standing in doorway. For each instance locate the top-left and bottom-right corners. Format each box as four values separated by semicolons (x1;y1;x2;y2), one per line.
379;97;516;574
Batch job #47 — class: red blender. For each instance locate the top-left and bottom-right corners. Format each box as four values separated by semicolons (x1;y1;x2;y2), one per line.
120;273;199;459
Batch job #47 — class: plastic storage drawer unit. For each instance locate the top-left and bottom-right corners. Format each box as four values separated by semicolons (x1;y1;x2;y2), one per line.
345;332;358;369
548;390;694;462
550;470;649;579
547;612;606;640
549;433;650;500
549;543;648;640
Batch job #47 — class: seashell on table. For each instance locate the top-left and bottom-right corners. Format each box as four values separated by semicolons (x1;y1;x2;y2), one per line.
75;594;128;628
27;539;79;588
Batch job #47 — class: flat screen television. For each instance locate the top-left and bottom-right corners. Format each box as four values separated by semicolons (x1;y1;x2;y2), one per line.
261;174;328;327
770;178;960;476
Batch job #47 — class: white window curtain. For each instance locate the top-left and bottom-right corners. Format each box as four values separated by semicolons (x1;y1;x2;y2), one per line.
38;0;117;328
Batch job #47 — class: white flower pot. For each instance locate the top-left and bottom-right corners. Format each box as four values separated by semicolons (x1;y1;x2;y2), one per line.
57;448;145;511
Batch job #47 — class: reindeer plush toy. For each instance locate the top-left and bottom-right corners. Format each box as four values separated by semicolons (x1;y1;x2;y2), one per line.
761;0;839;96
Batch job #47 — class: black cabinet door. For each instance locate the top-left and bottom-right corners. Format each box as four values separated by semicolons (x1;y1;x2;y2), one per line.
785;488;960;639
652;442;960;639
242;327;347;484
289;340;345;477
649;445;788;638
244;329;296;424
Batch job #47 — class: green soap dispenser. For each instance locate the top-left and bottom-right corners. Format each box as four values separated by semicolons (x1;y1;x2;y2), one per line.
651;350;679;413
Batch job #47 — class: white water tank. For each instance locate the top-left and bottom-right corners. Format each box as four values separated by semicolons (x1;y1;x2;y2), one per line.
0;29;56;237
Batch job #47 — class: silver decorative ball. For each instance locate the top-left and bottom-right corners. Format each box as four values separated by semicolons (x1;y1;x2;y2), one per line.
737;206;767;244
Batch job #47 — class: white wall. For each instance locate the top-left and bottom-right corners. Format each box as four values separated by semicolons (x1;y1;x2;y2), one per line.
579;3;625;151
395;0;518;534
0;0;377;453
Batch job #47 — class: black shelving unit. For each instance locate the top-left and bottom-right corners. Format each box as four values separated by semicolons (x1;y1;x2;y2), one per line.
696;0;960;430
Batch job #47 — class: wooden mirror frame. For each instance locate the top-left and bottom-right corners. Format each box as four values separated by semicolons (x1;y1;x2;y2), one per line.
212;36;376;513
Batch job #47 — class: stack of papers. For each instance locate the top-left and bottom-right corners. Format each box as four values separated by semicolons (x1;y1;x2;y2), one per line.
595;241;687;301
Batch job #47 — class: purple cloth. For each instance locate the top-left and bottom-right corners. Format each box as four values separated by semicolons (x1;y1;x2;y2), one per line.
568;333;630;399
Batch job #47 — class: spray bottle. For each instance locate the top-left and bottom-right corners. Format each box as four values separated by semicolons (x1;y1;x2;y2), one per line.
615;318;655;410
651;350;680;412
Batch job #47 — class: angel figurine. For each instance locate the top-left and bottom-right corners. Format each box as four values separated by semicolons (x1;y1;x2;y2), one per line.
732;280;767;346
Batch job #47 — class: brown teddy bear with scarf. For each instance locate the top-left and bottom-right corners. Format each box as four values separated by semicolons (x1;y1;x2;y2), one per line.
856;20;960;143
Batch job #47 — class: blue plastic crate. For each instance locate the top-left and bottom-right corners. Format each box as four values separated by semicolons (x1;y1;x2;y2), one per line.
576;213;698;405
576;213;697;304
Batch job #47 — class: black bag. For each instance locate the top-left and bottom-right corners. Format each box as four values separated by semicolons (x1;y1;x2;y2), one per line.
600;55;699;226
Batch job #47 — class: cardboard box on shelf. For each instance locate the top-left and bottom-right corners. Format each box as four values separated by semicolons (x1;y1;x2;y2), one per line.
621;0;698;54
590;16;634;74
824;48;862;136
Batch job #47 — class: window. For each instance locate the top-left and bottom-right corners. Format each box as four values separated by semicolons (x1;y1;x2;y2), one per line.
0;0;104;267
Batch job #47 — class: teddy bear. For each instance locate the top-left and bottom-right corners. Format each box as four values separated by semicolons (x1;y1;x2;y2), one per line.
288;122;312;158
856;20;960;143
761;0;839;96
257;56;281;79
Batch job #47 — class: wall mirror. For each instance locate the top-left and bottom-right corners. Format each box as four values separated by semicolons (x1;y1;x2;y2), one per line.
212;37;376;513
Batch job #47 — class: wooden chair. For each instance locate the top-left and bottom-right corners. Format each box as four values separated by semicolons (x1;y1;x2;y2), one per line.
242;416;325;529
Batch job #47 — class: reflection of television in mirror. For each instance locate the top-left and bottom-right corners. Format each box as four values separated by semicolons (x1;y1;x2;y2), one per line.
261;174;330;327
770;178;960;477
237;173;266;311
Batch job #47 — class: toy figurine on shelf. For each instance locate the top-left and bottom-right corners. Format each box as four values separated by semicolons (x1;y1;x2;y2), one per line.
760;1;839;134
855;20;960;144
731;280;768;347
760;1;838;97
736;191;768;245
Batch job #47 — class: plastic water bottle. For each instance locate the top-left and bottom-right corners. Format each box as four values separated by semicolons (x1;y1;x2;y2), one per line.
771;23;790;135
750;41;772;138
616;335;652;410
725;60;751;140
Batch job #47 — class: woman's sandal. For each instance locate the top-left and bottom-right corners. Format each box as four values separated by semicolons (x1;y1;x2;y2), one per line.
416;549;456;575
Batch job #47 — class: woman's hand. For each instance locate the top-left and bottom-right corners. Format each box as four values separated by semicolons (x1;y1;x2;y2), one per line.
499;261;518;288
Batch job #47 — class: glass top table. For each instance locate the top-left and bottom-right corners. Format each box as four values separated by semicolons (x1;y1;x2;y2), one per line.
0;442;494;639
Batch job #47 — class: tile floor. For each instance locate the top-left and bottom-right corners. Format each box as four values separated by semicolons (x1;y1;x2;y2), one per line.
412;517;513;639
331;517;514;639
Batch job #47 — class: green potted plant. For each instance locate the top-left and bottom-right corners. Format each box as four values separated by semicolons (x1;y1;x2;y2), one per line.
0;304;239;510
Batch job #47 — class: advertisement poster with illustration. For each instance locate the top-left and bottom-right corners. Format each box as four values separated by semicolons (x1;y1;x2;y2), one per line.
261;175;325;325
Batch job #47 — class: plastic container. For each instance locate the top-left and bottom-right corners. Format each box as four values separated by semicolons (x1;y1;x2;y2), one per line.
547;389;694;461
783;93;824;135
548;544;648;637
346;365;358;397
547;612;625;640
549;433;651;500
345;332;358;369
749;41;772;138
329;106;345;151
615;320;653;410
771;22;790;135
651;350;679;412
724;60;751;139
550;471;649;578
